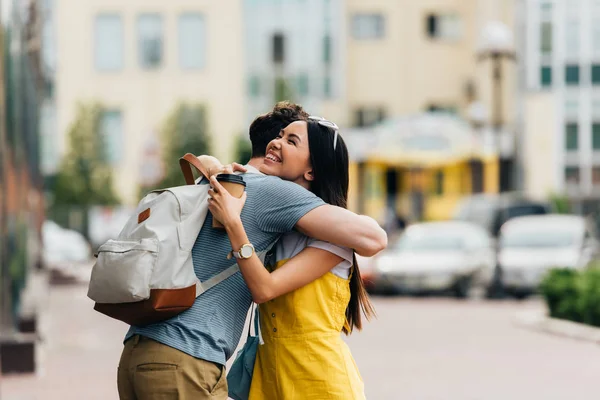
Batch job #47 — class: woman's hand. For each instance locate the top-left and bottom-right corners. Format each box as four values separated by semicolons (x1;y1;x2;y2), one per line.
208;175;247;229
208;162;247;177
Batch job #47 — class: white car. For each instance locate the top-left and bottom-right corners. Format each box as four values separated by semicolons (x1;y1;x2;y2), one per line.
372;222;496;298
42;220;92;268
498;214;600;298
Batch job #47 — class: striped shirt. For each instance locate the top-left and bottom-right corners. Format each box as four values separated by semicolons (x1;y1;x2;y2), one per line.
125;172;324;366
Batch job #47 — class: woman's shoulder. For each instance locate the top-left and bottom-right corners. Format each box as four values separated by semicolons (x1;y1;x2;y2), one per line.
306;239;354;263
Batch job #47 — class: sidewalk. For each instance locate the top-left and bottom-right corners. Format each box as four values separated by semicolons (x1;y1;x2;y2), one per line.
1;265;128;400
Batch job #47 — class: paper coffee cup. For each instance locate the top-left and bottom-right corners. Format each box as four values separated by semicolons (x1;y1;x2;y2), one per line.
212;174;247;229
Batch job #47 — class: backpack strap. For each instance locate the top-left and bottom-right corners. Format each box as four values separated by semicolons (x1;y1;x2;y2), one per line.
179;153;210;185
194;235;281;297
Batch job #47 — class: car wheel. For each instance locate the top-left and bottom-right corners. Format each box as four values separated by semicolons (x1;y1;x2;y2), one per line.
454;276;472;299
514;291;530;300
485;265;505;299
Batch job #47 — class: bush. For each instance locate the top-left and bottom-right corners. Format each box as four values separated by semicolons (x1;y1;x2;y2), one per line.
540;268;582;322
540;266;600;327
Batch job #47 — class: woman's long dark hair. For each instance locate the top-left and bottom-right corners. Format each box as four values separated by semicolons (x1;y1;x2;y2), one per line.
306;120;376;334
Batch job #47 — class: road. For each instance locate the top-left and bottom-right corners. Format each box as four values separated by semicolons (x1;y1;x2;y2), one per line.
2;280;600;399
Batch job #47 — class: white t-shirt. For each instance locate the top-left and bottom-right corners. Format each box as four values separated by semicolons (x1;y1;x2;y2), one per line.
273;231;353;278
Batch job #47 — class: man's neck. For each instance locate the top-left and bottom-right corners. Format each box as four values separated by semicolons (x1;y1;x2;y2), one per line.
247;157;263;169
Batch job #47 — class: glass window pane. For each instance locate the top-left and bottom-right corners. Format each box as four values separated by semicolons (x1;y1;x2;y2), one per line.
566;123;579;150
178;13;205;69
541;66;552;86
100;110;123;165
323;35;331;64
541;22;553;54
565;166;580;184
248;75;260;97
95;14;123;71
565;65;580;85
352;14;385;39
565;21;580;58
296;74;309;96
138;14;163;69
593;167;600;185
593;65;600;84
594;123;600;150
324;75;332;98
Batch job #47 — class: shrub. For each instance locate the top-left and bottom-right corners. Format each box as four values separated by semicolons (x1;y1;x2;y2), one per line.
540;266;600;326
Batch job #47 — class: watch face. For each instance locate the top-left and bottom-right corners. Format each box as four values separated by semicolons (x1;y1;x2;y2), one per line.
240;245;253;258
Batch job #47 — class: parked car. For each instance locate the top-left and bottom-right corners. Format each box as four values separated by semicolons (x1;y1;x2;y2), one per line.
42;220;91;268
453;193;551;238
369;221;496;298
497;214;600;299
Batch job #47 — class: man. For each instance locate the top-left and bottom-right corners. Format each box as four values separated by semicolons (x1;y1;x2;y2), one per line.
117;102;387;399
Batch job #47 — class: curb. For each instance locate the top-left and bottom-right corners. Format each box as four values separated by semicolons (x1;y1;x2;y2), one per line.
514;309;600;344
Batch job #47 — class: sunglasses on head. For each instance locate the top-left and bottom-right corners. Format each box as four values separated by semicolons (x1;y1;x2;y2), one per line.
308;115;340;150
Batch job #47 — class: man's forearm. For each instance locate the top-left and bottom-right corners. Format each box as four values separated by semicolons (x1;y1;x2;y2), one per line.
295;205;387;257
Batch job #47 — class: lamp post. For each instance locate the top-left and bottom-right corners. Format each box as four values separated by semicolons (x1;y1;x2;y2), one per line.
477;21;516;192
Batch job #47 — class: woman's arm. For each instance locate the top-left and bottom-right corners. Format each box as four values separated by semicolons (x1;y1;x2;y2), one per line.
295;207;387;257
195;155;247;179
207;176;343;303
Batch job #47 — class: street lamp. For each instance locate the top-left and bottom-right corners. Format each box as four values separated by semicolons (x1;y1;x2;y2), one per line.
477;21;516;192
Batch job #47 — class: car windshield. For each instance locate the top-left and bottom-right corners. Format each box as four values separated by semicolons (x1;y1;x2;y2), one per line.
394;231;465;252
501;229;578;248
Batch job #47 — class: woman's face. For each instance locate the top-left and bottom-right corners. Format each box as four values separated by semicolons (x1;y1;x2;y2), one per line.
259;120;313;187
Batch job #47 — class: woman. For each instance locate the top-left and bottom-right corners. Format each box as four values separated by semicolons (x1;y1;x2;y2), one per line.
206;117;375;399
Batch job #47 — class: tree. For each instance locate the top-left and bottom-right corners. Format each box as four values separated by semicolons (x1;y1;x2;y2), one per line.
142;103;211;193
233;134;252;164
52;102;119;207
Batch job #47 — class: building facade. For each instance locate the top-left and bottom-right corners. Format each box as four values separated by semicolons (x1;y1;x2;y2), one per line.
243;0;347;125
51;0;245;204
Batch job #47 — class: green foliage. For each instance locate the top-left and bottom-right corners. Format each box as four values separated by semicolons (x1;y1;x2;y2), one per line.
233;134;252;164
548;193;570;214
540;265;600;327
52;102;119;207
274;78;294;103
140;103;211;196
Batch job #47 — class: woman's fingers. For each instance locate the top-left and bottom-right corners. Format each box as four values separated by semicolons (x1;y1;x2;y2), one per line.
209;176;227;194
232;163;247;173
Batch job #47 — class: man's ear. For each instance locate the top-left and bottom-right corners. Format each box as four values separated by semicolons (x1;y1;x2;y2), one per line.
304;169;315;182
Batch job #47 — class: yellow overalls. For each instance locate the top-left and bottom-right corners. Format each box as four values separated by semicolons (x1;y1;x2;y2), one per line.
249;259;366;399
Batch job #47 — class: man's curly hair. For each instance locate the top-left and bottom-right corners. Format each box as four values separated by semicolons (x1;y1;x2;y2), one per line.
249;101;309;158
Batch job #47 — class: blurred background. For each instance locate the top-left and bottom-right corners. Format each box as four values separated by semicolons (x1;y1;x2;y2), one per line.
3;0;600;398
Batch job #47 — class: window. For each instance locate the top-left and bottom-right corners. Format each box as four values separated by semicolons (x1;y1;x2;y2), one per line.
541;66;552;86
324;76;332;98
593;123;600;150
593;65;600;84
540;22;552;54
323;35;332;64
427;104;458;114
565;166;580;184
565;123;579;150
94;14;123;71
100;110;123;165
426;14;461;40
296;74;309;97
178;13;206;69
138;14;163;69
434;171;444;195
248;75;260;97
593;167;600;186
352;14;385;39
272;33;285;63
565;65;579;85
565;21;580;58
354;107;386;127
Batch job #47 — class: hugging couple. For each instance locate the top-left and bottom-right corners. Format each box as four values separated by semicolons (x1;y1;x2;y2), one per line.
117;101;388;399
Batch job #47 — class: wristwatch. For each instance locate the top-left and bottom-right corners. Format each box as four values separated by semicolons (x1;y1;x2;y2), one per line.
229;243;255;260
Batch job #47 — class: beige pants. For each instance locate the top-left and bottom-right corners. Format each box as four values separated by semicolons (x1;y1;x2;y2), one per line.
117;335;228;400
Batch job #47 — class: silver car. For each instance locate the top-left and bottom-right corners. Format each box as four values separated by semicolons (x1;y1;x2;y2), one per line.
372;222;496;298
498;214;600;298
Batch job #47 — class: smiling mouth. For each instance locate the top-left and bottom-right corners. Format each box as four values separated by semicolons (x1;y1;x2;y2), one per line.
265;151;282;163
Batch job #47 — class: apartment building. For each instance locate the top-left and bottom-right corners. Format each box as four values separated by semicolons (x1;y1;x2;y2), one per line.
52;0;245;204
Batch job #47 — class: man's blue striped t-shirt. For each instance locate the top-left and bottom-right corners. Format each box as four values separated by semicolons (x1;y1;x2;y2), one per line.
125;172;324;366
